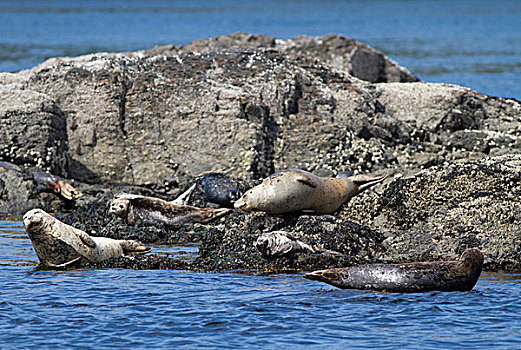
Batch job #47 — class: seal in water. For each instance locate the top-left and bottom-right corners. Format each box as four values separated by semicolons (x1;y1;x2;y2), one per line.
234;169;385;214
255;231;342;259
304;248;484;292
109;194;232;227
23;208;150;268
201;172;242;208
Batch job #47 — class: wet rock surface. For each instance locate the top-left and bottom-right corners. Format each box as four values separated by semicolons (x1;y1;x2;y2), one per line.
2;33;521;272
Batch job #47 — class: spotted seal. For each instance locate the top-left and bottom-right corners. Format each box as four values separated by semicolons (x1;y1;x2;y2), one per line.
200;172;242;208
109;194;232;227
234;169;386;214
23;208;150;268
255;231;342;259
304;248;484;292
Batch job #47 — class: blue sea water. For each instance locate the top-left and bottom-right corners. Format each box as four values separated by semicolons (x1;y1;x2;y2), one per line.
0;0;520;99
2;221;521;349
2;1;521;348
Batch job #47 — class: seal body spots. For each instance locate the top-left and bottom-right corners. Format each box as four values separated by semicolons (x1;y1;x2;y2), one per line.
234;169;385;214
201;172;242;208
304;248;484;293
255;231;316;259
109;194;232;227
23;209;150;268
255;231;342;259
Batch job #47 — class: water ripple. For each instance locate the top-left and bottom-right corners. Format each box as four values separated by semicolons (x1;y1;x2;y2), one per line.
2;220;521;348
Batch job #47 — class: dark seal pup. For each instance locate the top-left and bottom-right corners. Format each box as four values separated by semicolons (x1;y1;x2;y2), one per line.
23;208;150;268
304;248;484;293
234;168;385;214
200;172;242;208
109;194;232;227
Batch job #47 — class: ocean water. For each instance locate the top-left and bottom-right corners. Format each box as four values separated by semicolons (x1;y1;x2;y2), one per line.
2;1;521;348
2;221;521;349
0;0;520;99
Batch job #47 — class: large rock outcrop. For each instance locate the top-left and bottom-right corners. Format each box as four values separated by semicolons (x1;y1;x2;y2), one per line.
1;33;519;186
0;75;69;177
2;33;521;271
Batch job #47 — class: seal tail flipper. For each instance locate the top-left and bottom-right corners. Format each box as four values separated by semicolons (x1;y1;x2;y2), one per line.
303;269;343;285
120;240;152;254
198;208;233;223
56;180;83;199
348;174;386;192
170;183;197;206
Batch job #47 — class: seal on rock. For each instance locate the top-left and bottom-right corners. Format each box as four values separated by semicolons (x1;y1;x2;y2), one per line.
23;208;150;268
255;231;342;259
0;161;82;200
304;248;484;292
200;172;242;208
30;170;83;200
234;169;385;214
109;194;232;227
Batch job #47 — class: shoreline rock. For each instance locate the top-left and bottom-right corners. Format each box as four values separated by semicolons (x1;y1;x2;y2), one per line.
1;33;521;272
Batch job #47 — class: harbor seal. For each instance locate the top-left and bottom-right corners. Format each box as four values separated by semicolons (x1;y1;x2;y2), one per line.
201;172;242;208
304;248;484;292
234;169;385;214
255;231;342;259
0;161;82;200
109;194;232;227
23;208;150;268
30;170;82;200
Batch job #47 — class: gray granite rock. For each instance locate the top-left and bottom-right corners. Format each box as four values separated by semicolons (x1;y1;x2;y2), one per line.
2;33;521;271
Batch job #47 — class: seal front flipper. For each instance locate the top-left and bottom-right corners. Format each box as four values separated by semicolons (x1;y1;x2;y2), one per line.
78;230;96;248
295;175;318;188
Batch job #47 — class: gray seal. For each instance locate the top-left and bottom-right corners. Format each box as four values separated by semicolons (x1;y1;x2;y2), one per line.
304;248;484;292
234;168;385;214
23;208;150;268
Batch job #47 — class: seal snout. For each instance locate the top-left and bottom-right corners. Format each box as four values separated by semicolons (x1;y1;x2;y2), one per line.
233;196;248;210
23;208;45;228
